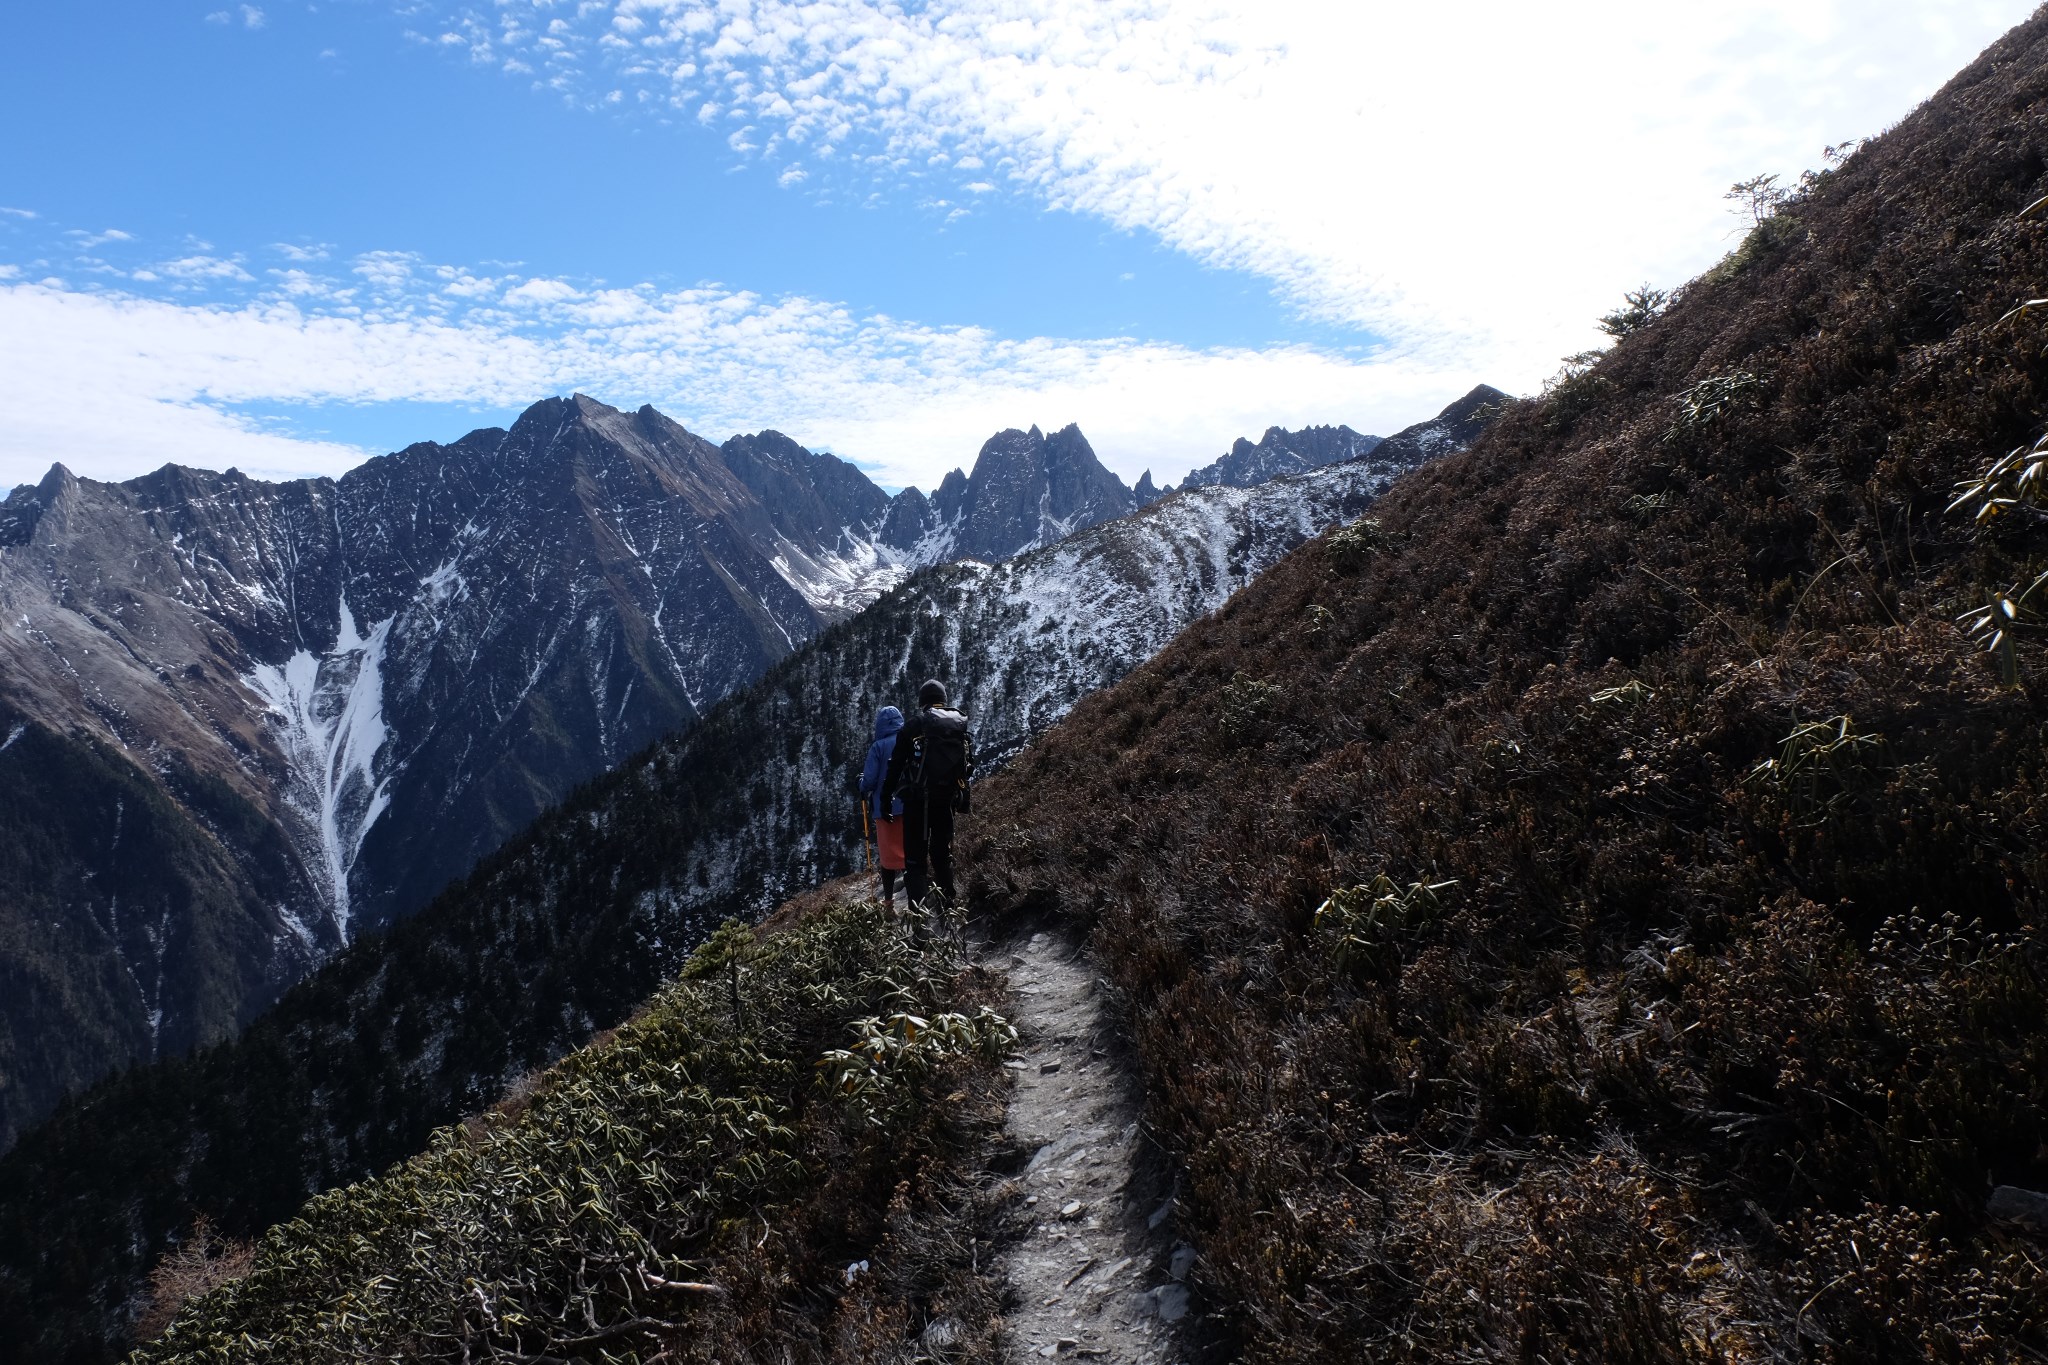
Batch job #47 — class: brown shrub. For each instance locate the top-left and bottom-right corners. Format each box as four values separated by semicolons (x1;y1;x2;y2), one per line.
135;1217;255;1342
959;12;2048;1360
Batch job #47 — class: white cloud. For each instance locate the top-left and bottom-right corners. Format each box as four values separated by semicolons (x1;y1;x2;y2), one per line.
274;242;332;262
502;277;581;306
439;272;502;298
70;228;134;249
0;207;39;220
408;0;2032;389
352;252;417;290
158;254;256;282
13;4;2036;492
240;5;265;29
269;268;344;298
0;268;1472;489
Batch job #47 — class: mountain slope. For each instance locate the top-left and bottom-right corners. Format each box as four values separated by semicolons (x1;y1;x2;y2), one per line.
0;395;874;1149
130;908;1015;1365
0;401;1476;1364
54;10;2048;1357
957;21;2048;1360
128;903;1011;1365
0;396;1186;1151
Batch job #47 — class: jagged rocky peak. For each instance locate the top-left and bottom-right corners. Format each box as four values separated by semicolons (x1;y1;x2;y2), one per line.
1134;470;1163;504
878;484;936;549
720;428;892;552
0;391;923;1150
0;461;82;545
944;421;1137;562
931;467;971;525
1180;421;1384;491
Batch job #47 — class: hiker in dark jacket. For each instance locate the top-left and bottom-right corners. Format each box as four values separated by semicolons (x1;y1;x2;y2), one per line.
883;679;974;908
858;705;906;907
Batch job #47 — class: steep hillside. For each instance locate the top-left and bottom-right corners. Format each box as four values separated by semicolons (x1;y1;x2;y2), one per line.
0;406;1469;1364
0;396;876;1148
132;901;1015;1364
960;18;2048;1361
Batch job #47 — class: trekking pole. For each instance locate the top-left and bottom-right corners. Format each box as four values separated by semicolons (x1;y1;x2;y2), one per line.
860;802;874;871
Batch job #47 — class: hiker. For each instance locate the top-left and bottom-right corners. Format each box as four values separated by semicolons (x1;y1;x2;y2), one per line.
857;705;907;907
883;679;974;909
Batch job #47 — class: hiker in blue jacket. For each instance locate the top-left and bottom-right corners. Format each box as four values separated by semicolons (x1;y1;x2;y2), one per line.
858;705;907;907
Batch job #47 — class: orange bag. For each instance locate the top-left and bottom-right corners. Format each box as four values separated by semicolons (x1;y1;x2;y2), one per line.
876;814;905;870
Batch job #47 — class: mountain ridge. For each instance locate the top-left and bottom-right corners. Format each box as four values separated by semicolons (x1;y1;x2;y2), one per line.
0;394;1180;1151
0;389;1494;1362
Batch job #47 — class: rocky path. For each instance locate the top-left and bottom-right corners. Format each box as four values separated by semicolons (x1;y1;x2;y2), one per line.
986;929;1193;1364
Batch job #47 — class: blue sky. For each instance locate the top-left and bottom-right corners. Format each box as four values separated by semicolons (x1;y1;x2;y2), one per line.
0;1;2032;490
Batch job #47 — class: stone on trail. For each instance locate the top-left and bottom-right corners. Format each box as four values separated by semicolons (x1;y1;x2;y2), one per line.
1989;1185;2048;1234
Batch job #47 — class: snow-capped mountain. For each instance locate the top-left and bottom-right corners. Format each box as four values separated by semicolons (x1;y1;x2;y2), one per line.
0;384;1493;1152
0;394;1140;1148
1177;421;1384;492
880;422;1138;565
631;392;1496;925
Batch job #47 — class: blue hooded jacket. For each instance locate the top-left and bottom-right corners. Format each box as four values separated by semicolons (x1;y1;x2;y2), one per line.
859;706;905;820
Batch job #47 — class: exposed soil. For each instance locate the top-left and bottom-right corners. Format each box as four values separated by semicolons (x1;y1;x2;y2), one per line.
983;928;1192;1364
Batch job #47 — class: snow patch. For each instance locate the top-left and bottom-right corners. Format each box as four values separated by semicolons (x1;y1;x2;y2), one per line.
276;902;319;953
246;596;395;941
421;555;467;606
765;535;914;615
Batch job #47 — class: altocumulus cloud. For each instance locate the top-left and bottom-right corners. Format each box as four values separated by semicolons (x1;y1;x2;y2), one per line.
416;0;2029;372
0;261;1445;487
10;1;2032;487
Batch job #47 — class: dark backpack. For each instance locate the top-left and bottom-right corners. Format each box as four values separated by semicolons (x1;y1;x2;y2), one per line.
905;706;973;810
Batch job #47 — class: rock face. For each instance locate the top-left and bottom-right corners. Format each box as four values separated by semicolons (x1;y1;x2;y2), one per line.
883;424;1139;563
1178;422;1383;492
0;395;891;1146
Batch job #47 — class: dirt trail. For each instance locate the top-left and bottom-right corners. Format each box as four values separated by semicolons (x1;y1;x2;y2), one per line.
985;929;1193;1364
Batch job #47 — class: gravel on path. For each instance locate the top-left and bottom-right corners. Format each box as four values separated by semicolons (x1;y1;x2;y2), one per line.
987;929;1194;1365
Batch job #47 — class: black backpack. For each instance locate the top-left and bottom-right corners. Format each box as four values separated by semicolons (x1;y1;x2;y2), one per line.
905;706;973;811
